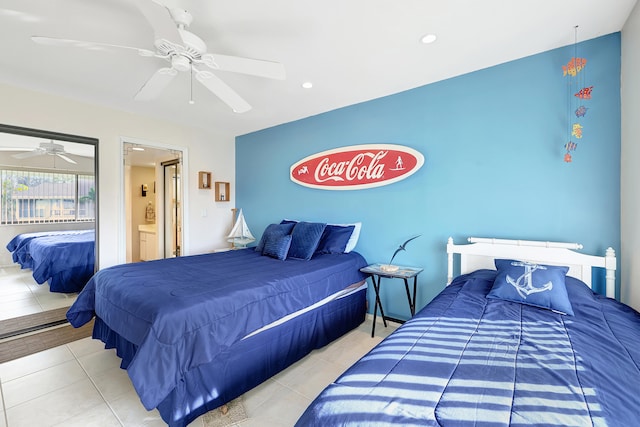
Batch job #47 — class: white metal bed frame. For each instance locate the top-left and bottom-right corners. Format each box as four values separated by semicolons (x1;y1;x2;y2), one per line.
446;237;617;299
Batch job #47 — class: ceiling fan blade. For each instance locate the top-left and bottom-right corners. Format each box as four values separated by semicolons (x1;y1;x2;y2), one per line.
131;0;183;48
134;67;178;101
200;54;286;80
194;68;252;113
56;153;77;165
31;36;155;56
12;150;42;160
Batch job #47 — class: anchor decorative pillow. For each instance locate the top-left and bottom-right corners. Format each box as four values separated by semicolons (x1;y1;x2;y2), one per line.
488;259;574;315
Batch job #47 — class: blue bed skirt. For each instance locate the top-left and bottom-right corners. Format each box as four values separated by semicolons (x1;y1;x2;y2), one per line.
92;285;367;427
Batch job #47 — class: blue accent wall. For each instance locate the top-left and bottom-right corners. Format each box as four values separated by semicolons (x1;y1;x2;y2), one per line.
236;33;621;319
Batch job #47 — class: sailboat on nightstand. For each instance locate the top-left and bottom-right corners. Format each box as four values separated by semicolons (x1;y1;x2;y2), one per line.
227;209;256;249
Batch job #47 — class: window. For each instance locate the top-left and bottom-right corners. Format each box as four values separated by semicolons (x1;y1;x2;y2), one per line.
1;169;95;225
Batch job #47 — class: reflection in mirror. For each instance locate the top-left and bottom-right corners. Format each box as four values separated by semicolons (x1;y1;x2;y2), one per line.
0;125;97;325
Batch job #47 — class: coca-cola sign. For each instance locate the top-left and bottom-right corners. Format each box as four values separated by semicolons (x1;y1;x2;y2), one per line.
290;144;424;190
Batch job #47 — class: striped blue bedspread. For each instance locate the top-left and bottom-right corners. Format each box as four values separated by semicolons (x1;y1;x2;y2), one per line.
296;269;640;426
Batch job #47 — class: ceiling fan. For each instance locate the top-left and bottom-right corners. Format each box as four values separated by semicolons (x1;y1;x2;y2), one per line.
31;0;286;113
10;141;78;164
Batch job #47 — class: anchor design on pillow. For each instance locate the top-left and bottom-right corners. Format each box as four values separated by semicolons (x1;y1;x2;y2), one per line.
506;261;553;299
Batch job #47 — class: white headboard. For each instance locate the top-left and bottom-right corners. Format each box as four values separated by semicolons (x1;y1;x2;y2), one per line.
446;237;617;299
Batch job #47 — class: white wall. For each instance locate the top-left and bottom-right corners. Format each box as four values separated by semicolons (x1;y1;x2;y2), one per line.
0;83;236;269
621;2;640;310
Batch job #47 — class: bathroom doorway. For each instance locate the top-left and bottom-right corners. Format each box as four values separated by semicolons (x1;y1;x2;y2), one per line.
123;141;183;263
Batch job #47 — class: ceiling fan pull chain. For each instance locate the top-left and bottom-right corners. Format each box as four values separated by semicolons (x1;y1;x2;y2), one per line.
189;63;195;105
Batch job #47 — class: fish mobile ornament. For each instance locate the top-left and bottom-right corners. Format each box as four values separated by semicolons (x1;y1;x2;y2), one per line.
562;52;591;163
563;57;587;77
575;106;588;118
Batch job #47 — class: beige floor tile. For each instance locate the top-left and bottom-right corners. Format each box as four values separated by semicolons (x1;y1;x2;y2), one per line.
0;304;43;321
0;290;36;305
51;402;122;427
5;378;105;427
237;416;290;427
66;336;107;358
0;280;30;295
245;385;311;427
274;356;346;401
242;379;288;415
38;296;78;311
108;389;165;427
92;365;136;401
77;347;122;377
0;345;75;382
2;359;87;408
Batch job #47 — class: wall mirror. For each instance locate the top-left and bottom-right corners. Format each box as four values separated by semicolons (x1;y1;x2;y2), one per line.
0;124;98;350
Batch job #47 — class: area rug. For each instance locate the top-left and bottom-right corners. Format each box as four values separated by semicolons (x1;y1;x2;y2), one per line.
202;397;248;427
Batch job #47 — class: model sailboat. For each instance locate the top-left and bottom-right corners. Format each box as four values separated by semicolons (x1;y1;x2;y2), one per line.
227;208;256;248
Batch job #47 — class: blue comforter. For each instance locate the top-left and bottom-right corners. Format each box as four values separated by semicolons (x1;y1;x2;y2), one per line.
27;230;95;292
297;269;640;426
67;249;367;411
6;229;92;269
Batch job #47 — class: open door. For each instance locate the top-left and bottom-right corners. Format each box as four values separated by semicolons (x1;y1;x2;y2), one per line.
162;159;181;258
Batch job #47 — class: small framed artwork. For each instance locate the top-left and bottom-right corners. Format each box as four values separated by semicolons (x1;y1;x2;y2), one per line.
198;171;212;189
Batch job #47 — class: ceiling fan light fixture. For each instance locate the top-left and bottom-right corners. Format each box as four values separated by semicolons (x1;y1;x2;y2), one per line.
171;55;191;71
421;33;437;44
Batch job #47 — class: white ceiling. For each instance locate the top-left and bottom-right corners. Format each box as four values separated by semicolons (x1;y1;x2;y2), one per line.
0;0;636;138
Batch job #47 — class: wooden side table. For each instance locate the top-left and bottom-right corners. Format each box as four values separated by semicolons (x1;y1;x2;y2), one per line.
360;264;424;337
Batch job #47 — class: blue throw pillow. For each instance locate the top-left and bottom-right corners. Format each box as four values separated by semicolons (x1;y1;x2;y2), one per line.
262;234;292;260
288;222;326;260
315;225;355;254
255;223;295;253
488;259;573;315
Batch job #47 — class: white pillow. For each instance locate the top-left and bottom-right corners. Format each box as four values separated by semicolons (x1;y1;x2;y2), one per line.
281;219;361;253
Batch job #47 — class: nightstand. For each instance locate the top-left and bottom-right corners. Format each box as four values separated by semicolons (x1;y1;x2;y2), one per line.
360;263;424;337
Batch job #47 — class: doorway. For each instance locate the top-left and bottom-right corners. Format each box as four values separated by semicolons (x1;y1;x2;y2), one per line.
123;141;184;263
162;159;181;258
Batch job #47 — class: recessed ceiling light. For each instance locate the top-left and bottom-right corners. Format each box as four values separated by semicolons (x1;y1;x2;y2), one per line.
302;82;313;89
421;34;437;44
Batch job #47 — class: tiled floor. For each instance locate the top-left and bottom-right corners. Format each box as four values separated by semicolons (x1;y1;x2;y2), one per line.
0;317;397;427
0;266;77;321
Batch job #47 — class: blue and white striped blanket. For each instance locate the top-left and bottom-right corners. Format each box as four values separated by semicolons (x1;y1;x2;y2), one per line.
296;269;640;426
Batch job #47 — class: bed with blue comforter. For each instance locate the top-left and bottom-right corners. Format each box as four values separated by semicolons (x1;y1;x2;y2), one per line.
67;248;368;427
6;229;95;292
296;269;640;426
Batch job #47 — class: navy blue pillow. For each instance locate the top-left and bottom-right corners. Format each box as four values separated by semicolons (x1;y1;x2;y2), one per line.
488;259;574;315
255;223;295;253
262;234;292;260
288;222;326;260
315;225;355;255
